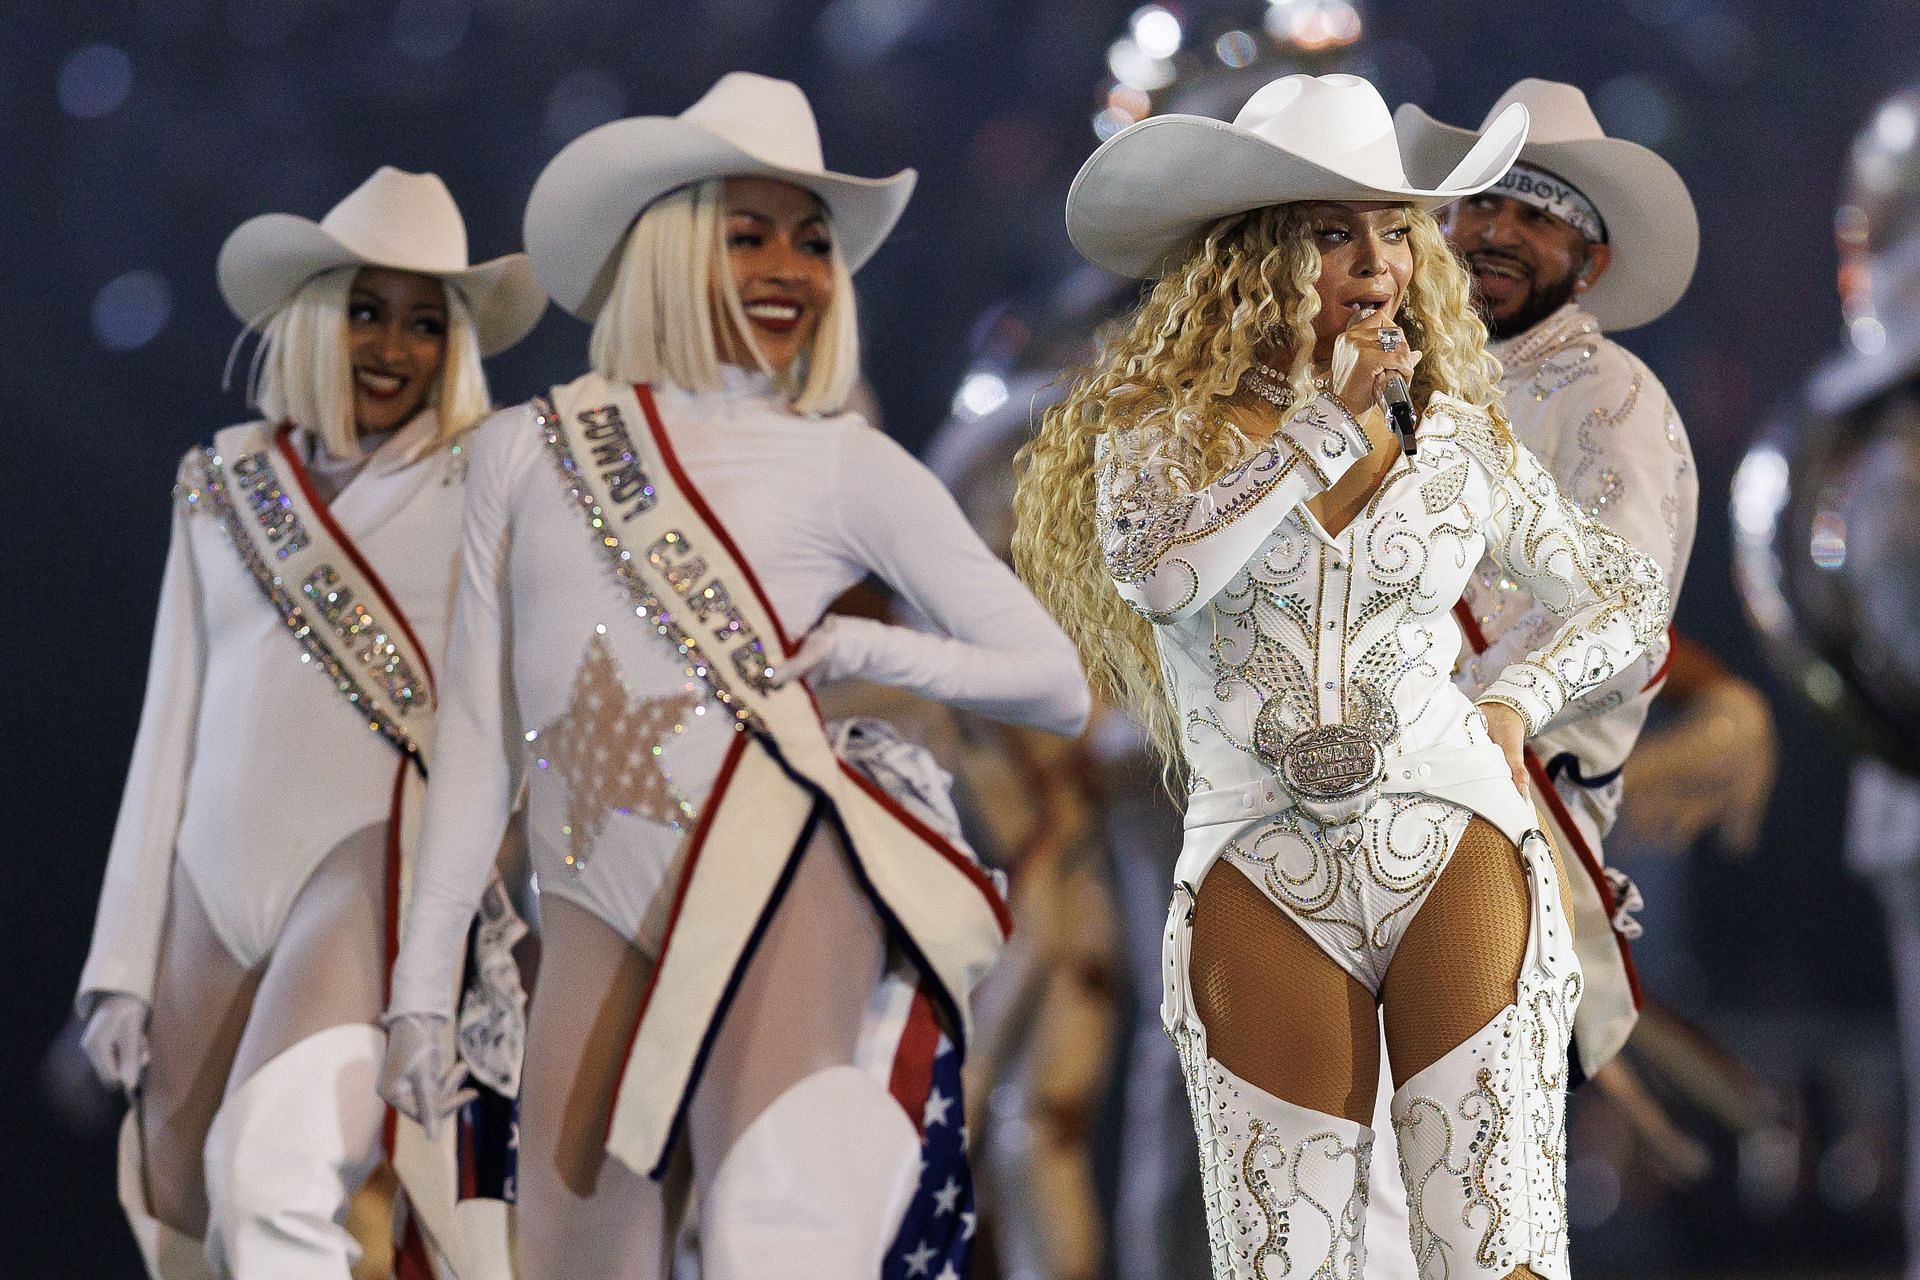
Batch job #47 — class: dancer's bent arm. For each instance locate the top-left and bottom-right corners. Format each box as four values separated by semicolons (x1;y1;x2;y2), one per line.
1460;355;1691;726
1475;427;1671;739
78;452;210;1017
804;423;1092;736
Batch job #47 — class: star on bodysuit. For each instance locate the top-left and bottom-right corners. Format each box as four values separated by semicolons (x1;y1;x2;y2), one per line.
537;635;703;873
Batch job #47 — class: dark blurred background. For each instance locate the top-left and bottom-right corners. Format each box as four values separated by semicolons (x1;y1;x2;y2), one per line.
4;0;1914;1274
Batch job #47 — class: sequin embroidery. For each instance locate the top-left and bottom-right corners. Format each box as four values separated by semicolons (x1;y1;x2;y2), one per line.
536;397;772;736
195;445;427;762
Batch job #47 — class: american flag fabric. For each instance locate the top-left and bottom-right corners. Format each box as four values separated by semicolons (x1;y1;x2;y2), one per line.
884;989;977;1280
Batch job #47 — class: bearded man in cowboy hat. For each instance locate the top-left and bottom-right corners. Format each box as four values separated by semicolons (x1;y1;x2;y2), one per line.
1396;78;1700;1086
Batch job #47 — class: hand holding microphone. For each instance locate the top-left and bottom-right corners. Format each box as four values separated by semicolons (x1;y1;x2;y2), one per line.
1327;309;1423;457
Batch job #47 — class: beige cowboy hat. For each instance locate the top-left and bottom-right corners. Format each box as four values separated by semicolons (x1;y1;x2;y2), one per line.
1396;78;1699;331
217;167;546;355
1066;73;1529;279
524;71;917;320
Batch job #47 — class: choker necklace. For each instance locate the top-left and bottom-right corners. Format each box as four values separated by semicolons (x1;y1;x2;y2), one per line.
1246;364;1342;412
1245;363;1295;409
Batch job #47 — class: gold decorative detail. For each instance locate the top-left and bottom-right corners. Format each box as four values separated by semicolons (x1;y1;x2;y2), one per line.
1419;459;1470;515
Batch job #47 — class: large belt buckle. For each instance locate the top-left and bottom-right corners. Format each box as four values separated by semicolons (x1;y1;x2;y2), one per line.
1276;724;1384;827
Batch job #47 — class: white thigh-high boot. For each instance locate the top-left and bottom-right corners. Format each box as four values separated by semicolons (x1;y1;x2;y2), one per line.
117;1111;217;1279
700;1065;921;1280
203;1024;388;1279
1365;1026;1419;1280
1390;831;1582;1280
1162;884;1373;1280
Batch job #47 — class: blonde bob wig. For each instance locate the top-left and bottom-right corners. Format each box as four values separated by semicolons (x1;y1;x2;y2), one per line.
1012;201;1504;770
588;177;861;415
248;265;491;461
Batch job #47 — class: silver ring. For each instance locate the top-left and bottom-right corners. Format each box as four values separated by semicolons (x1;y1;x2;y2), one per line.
1377;329;1401;352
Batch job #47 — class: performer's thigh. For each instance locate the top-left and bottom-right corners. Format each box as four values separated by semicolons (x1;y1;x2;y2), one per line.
141;858;260;1236
516;894;678;1280
228;822;388;1090
1187;859;1378;1125
1379;818;1562;1088
687;814;887;1173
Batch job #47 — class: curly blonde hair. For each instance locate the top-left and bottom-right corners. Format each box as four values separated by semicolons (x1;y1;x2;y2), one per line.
1012;202;1501;769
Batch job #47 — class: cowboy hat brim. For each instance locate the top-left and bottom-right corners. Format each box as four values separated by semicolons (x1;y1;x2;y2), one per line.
524;116;916;320
217;213;546;355
1394;104;1699;332
1065;102;1528;279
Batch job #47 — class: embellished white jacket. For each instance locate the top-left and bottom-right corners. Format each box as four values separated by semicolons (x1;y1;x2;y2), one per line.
1096;390;1668;864
1458;304;1697;840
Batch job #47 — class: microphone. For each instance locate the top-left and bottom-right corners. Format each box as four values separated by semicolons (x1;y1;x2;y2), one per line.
1382;373;1417;457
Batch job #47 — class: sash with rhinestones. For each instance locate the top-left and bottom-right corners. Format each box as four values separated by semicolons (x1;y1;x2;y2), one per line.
192;421;435;770
538;373;1013;1178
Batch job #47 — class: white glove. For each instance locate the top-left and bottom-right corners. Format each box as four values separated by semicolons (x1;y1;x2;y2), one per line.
80;992;150;1095
772;614;884;689
377;1011;475;1139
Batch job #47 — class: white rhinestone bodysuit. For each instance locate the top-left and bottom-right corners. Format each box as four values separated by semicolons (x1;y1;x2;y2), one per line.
1099;390;1668;989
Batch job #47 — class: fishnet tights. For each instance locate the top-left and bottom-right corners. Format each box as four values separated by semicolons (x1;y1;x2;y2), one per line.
1189;858;1378;1124
1188;818;1573;1110
1382;819;1571;1086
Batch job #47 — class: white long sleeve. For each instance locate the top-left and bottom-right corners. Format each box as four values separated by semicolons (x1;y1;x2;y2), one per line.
831;427;1090;736
387;408;523;1020
1095;395;1371;622
77;461;208;1012
1476;429;1671;737
1459;331;1694;729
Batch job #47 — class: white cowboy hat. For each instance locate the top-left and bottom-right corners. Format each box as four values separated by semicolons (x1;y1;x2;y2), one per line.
524;71;917;320
217;167;546;355
1065;73;1529;279
1396;78;1699;331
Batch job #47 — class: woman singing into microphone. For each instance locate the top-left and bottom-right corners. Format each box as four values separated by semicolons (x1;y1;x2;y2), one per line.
1016;74;1667;1279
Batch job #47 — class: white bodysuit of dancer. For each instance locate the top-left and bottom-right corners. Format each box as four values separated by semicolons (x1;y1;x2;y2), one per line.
387;367;1085;1279
391;369;1086;1016
79;412;464;1280
82;411;461;1001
